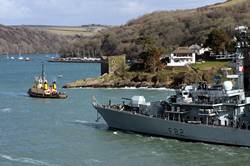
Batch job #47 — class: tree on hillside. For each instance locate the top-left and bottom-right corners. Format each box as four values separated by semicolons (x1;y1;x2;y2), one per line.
145;47;164;73
205;29;230;54
101;32;119;56
226;40;236;53
136;35;155;51
136;35;164;72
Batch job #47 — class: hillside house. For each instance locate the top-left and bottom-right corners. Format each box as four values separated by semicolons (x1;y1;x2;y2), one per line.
189;44;211;55
167;47;196;66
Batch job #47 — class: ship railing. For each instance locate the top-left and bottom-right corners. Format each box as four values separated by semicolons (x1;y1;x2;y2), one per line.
192;89;226;97
190;89;242;105
164;110;189;114
193;99;226;105
187;121;202;124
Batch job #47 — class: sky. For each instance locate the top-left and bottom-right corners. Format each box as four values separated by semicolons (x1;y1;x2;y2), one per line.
0;0;225;26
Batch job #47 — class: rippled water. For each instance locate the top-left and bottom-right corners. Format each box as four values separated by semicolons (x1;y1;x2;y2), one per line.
0;54;250;166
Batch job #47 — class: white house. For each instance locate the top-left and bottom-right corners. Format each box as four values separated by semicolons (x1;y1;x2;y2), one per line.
167;47;196;67
189;44;211;55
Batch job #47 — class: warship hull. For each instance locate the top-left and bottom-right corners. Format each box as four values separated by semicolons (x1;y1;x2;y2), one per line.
94;105;250;147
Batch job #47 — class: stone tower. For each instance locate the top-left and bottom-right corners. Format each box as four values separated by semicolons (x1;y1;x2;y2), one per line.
101;55;126;75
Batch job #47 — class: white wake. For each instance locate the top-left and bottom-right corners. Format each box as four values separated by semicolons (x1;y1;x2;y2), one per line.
0;154;59;166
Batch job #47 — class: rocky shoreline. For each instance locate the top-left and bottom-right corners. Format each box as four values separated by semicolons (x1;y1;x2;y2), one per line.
63;76;170;88
63;66;220;89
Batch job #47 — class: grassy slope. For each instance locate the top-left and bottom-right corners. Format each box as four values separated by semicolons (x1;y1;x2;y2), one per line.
27;26;109;36
191;61;229;71
45;27;108;36
210;0;247;8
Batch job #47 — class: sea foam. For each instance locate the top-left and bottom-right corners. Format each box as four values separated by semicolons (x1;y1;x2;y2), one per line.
0;108;11;113
0;154;58;166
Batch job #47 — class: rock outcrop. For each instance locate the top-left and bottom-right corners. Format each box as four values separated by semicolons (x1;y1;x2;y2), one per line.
63;66;220;89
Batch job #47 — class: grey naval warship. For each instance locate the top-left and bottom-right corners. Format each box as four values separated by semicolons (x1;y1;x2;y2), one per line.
93;26;250;147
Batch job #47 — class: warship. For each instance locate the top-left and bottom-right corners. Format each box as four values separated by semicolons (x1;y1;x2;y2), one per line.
28;64;67;99
92;26;250;147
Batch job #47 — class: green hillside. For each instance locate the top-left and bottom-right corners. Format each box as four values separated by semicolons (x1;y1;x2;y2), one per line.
65;0;250;58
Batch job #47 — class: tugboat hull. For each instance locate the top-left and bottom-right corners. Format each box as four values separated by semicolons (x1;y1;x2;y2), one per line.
28;89;67;99
94;104;250;147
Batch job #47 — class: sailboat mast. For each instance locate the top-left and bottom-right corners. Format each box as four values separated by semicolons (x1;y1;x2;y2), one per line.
41;63;45;82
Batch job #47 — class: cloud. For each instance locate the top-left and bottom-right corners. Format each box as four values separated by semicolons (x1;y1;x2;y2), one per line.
120;1;148;15
0;0;31;19
0;0;226;25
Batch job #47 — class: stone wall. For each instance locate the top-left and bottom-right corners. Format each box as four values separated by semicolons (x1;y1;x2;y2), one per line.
101;55;126;75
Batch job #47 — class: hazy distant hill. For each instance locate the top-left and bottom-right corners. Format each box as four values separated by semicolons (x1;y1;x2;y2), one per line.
67;0;250;58
0;25;70;54
0;24;109;55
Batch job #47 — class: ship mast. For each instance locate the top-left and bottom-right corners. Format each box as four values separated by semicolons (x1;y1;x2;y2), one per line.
41;63;45;82
235;26;249;90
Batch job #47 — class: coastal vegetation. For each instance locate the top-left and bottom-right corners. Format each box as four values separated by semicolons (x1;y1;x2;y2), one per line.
204;29;234;54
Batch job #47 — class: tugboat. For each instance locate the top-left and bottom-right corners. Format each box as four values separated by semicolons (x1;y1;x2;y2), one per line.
92;26;250;147
28;64;67;99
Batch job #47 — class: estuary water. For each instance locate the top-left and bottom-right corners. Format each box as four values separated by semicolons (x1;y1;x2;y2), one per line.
0;54;250;166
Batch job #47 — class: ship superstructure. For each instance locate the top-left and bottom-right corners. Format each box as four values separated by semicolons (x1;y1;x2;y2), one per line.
93;26;250;146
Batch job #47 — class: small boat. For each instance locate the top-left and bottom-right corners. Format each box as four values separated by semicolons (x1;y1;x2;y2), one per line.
27;89;67;99
18;56;24;60
57;74;63;78
25;57;31;61
27;64;67;99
